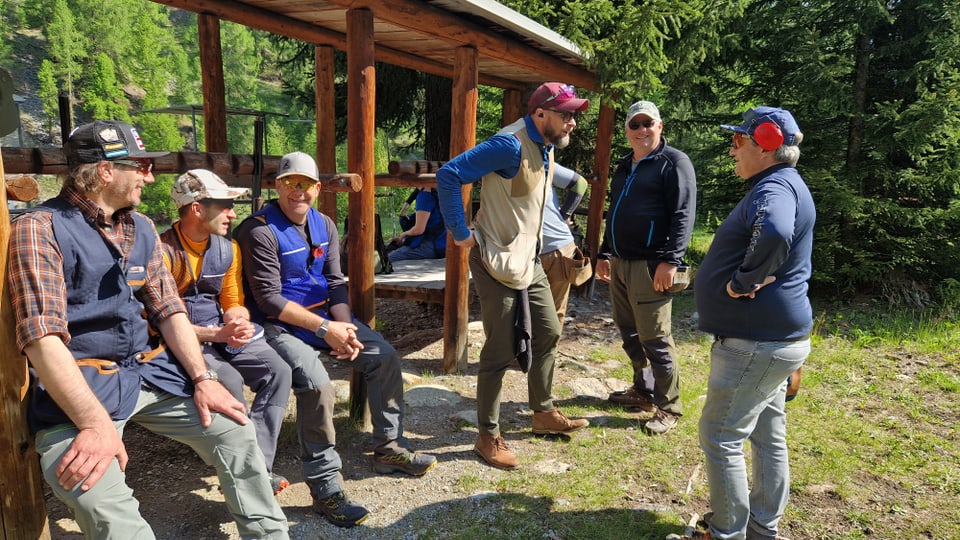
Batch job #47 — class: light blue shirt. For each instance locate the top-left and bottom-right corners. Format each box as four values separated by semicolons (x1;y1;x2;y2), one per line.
541;164;580;254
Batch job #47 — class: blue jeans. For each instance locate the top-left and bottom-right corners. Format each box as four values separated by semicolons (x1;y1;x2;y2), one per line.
388;237;442;262
699;337;809;540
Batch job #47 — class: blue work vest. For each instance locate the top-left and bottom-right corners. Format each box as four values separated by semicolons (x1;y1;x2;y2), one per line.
27;197;190;432
254;203;332;348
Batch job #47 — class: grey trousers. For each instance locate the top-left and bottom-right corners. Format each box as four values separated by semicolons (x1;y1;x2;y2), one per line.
263;320;404;499
35;386;288;540
609;257;682;415
205;339;293;472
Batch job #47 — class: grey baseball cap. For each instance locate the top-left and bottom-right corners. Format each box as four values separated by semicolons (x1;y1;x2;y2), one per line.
276;151;320;182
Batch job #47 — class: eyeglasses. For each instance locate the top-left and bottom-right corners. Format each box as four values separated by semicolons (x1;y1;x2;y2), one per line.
280;177;318;191
545;109;578;122
538;84;576;109
628;119;657;130
113;159;153;175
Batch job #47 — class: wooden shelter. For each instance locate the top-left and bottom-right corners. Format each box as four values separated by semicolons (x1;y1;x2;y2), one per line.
0;1;615;537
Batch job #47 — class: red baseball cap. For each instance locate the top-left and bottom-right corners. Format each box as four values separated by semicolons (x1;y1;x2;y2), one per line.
527;82;589;115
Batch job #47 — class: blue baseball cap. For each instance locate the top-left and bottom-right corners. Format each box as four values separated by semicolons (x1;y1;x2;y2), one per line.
721;107;801;146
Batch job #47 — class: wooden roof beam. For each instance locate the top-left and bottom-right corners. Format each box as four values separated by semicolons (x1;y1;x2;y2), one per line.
323;0;596;90
155;0;524;89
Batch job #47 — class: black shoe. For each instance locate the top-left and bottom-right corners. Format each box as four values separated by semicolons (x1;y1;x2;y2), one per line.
373;448;437;476
313;492;369;528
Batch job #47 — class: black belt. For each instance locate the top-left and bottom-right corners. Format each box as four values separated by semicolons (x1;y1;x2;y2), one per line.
715;334;810;343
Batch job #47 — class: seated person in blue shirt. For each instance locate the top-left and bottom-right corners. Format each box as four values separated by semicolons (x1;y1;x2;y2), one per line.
388;187;446;262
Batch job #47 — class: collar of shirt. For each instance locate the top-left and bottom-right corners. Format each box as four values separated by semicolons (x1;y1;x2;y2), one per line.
62;186;135;229
523;115;550;149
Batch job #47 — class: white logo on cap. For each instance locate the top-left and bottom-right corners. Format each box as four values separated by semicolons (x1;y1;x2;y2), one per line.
98;127;122;143
129;127;147;150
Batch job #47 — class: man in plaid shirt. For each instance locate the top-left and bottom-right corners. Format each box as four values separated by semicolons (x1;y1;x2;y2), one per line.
7;120;288;539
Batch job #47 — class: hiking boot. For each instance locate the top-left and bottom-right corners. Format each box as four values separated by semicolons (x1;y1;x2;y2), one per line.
607;387;656;412
313;491;369;528
474;434;519;470
645;409;678;435
269;473;290;495
532;408;589;435
373;448;437;476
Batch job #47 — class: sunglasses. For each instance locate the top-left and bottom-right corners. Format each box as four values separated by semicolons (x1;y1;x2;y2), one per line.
280;177;319;191
628;119;657;130
545;109;578;122
200;198;236;210
538;84;577;109
113;159;153;175
732;132;753;149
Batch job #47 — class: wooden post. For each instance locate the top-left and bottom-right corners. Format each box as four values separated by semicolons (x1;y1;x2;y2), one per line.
315;45;339;220
587;98;615;272
0;149;51;539
198;14;228;153
346;8;376;424
443;45;478;374
501;88;522;127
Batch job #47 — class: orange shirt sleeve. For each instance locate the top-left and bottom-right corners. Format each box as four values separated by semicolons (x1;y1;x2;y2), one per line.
218;239;245;311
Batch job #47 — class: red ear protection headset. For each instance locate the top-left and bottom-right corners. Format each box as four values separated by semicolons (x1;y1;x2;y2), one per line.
750;116;784;151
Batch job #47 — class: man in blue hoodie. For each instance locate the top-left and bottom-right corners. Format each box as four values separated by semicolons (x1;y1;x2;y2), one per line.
688;107;815;540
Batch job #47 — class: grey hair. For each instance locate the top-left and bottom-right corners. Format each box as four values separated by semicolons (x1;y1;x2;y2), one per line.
62;162;105;194
774;131;803;166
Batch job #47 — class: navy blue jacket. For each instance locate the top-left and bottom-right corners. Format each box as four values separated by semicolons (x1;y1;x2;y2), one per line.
695;164;816;340
600;140;697;265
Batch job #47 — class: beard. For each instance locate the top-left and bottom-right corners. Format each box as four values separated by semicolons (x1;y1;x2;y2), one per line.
542;123;571;148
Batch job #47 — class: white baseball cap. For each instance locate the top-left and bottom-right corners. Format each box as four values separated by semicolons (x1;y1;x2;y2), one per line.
171;169;248;208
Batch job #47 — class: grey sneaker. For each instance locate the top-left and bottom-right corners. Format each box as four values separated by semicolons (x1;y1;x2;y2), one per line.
269;473;290;495
645;409;678;435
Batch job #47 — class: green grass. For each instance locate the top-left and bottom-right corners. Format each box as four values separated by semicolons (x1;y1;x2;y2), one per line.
407;295;960;539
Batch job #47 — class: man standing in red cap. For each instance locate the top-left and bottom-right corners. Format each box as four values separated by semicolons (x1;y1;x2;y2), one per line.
436;82;591;470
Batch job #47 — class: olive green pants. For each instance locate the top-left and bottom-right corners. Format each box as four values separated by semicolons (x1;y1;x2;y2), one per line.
470;246;561;436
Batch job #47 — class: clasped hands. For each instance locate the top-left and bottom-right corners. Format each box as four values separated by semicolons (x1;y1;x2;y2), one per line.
324;320;364;361
216;316;257;349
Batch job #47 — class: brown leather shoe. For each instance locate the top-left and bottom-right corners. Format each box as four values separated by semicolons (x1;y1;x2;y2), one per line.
474;434;519;470
532;408;589;435
608;387;656;412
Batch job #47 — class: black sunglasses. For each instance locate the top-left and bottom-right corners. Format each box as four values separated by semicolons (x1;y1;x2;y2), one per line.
628;119;658;130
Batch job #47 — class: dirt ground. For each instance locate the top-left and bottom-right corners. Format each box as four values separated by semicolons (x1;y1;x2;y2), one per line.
42;283;635;539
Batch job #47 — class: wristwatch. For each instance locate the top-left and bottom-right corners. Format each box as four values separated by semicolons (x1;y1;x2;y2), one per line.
315;319;330;339
192;369;219;385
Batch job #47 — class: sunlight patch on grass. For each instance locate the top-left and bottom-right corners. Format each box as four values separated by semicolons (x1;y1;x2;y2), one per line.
916;370;960;392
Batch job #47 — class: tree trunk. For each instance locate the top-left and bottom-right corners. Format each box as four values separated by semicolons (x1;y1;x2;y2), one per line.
424;74;452;161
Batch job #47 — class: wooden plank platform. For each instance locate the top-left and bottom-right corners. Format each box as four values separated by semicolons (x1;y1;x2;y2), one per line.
373;258;451;304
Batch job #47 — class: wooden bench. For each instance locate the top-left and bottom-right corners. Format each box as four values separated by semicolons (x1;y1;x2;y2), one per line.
375;258;450;304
